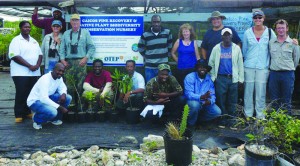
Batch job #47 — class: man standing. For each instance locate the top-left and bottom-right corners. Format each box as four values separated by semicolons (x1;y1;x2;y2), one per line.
116;60;145;110
27;63;72;130
269;19;300;113
32;7;66;35
138;15;173;82
143;64;185;121
209;28;244;127
201;11;241;61
83;59;112;99
184;60;221;127
59;14;95;107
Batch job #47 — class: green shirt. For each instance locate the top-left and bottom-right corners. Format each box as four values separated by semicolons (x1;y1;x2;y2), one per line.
144;75;183;101
59;28;95;60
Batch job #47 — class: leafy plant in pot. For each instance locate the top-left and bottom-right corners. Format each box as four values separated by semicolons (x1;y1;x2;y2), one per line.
96;92;111;122
109;68;124;122
164;104;193;166
83;91;96;122
64;73;84;123
239;111;278;165
119;75;140;124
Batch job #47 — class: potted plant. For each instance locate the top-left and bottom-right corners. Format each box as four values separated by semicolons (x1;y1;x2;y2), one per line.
118;74;140;124
64;73;84;123
163;104;193;166
96;92;112;122
109;68;124;123
84;91;96;122
239;110;278;165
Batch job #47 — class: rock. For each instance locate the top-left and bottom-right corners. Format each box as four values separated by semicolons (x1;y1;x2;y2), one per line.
193;145;201;153
237;144;245;151
31;151;47;159
115;160;124;166
56;153;67;159
142;135;164;146
59;158;70;165
23;153;31;160
0;158;10;163
118;136;138;144
228;154;245;166
47;145;75;154
226;148;240;155
89;145;99;152
42;155;55;164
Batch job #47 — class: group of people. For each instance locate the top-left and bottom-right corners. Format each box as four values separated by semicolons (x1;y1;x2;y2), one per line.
8;8;299;130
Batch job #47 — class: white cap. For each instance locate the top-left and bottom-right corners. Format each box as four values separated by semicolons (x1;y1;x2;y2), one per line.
221;28;232;35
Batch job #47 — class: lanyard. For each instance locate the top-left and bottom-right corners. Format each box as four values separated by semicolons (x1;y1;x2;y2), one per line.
70;29;81;44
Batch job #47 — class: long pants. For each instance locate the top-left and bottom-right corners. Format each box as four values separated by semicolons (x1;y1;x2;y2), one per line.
268;70;294;113
244;68;269;118
116;93;144;110
12;76;39;118
215;75;238;116
29;93;72;124
187;100;221;126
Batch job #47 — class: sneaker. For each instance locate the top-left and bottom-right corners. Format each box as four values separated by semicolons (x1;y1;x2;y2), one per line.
51;120;63;125
33;122;42;130
15;117;23;123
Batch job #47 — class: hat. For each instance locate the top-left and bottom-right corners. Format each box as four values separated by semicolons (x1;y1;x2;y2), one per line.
253;9;264;17
207;11;226;22
221;28;232;35
195;59;212;72
51;20;62;26
71;14;80;20
158;64;171;72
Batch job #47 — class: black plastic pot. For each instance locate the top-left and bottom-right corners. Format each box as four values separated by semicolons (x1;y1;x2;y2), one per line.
163;129;193;166
86;111;95;122
245;142;278;166
293;154;300;166
126;107;140;124
66;111;76;123
96;111;106;122
77;112;86;123
109;111;119;123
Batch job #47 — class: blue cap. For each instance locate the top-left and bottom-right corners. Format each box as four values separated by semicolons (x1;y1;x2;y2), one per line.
52;20;62;26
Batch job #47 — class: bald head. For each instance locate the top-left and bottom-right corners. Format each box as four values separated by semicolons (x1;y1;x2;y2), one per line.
54;62;65;70
52;62;65;79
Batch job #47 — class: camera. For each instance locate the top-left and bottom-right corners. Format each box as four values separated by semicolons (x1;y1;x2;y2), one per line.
48;49;57;58
70;44;78;54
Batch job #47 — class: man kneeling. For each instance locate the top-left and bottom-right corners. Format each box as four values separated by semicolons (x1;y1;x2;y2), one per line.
27;63;72;130
184;59;221;127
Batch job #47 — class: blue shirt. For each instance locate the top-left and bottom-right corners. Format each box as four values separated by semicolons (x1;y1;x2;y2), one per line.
242;26;276;69
177;39;197;69
218;44;232;75
201;26;241;60
184;72;216;105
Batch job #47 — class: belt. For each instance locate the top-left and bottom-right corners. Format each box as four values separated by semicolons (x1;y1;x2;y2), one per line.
270;70;293;72
65;57;83;60
218;74;232;78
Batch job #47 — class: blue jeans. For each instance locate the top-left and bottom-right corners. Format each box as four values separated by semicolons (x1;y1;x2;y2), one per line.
244;68;269;118
268;71;294;113
45;60;58;74
145;68;158;83
29;93;72;124
215;75;238;116
187;100;221;126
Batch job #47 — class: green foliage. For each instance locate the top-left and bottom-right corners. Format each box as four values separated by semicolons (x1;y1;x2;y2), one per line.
99;92;113;112
119;74;133;94
166;104;190;140
144;141;158;151
64;73;83;112
84;91;95;101
128;153;142;162
111;68;125;110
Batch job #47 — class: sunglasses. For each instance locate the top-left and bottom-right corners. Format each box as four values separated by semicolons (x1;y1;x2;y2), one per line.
253;16;263;19
52;25;61;28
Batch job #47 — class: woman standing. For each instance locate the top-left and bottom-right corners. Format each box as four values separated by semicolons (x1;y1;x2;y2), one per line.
41;20;63;73
242;10;276;119
171;23;200;87
8;20;42;123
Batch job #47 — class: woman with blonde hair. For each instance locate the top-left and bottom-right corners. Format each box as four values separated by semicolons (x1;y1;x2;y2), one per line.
171;23;200;87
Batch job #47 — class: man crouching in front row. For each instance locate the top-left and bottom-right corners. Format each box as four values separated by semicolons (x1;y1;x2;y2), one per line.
27;63;72;130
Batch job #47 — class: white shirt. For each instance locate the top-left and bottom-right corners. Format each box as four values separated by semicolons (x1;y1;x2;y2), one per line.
27;72;67;108
131;71;145;90
8;34;42;76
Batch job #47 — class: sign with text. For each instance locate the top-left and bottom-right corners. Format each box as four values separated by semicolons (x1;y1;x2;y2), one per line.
223;13;252;40
80;15;144;66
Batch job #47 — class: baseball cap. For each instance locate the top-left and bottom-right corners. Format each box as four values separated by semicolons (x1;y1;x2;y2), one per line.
253;9;264;17
221;28;232;35
51;20;62;27
71;14;80;20
158;64;171;71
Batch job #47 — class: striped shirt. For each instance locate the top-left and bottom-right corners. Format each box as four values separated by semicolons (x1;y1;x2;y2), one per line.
138;27;173;68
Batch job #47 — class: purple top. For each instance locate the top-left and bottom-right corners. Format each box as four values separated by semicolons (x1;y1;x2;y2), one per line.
32;14;66;35
177;39;197;69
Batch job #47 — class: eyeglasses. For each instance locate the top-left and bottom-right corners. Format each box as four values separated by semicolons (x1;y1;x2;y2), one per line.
52;25;61;28
253;16;263;19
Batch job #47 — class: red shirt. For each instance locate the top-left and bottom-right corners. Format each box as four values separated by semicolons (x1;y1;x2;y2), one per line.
84;70;112;89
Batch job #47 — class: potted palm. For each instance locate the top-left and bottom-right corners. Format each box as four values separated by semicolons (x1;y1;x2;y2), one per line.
109;68;124;123
64;73;84;123
163;104;193;166
84;91;96;122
